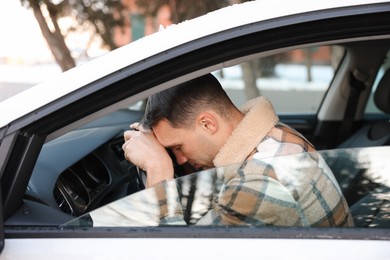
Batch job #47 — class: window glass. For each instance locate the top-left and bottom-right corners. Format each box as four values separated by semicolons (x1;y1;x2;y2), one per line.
62;146;390;228
214;45;344;114
323;147;390;228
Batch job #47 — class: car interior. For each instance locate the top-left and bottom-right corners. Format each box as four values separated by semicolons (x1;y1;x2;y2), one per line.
338;68;390;148
4;36;390;229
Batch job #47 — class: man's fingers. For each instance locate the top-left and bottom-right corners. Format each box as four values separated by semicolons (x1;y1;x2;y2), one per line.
130;122;140;130
130;122;147;132
123;130;133;141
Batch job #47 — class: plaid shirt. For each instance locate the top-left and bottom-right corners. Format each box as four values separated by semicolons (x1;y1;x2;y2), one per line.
155;97;354;227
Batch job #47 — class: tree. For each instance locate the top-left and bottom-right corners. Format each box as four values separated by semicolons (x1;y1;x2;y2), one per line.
22;0;263;100
21;0;126;71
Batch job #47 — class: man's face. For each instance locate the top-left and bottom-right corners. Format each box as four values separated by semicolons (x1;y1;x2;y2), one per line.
152;119;216;170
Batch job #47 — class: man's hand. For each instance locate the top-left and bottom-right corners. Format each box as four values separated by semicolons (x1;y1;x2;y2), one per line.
122;122;174;188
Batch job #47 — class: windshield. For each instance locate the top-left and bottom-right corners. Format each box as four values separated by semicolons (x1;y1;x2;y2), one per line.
62;146;390;228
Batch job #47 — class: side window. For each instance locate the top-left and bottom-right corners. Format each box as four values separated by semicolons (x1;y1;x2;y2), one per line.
214;45;344;114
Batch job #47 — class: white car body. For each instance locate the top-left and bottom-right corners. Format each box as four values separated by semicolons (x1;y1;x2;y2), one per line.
2;238;390;260
1;0;390;259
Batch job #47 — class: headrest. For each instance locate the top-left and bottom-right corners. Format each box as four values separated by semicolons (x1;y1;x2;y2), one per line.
374;69;390;114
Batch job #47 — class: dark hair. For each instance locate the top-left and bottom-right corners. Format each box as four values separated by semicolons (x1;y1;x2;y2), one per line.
141;73;235;130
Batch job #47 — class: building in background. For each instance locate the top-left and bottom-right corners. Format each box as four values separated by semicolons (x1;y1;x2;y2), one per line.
113;0;172;46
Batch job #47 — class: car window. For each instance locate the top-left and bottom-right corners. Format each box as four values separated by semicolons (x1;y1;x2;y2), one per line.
323;147;390;228
62;146;390;228
215;45;344;114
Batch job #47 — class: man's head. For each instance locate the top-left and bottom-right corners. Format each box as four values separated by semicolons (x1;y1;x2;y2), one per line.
141;73;235;130
141;73;242;169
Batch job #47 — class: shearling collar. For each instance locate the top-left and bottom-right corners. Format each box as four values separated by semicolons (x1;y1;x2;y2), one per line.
213;97;279;167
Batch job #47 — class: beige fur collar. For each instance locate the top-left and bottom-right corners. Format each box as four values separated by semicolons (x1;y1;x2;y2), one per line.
213;97;279;167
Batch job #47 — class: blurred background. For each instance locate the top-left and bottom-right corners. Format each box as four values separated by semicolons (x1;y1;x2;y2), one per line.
0;0;338;114
0;0;244;101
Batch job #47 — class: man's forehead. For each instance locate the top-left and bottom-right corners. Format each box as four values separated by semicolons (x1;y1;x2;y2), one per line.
152;119;179;148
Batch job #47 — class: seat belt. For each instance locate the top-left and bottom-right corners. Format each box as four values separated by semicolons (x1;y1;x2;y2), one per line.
337;69;368;144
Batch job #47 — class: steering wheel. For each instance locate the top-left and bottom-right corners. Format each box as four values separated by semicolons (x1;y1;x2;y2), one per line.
123;122;196;193
126;165;147;192
127;150;197;193
135;166;147;190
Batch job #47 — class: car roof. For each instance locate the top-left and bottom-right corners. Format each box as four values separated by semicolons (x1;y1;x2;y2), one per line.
0;0;388;129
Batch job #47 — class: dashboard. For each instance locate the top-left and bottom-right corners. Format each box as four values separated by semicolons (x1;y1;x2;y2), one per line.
6;109;144;226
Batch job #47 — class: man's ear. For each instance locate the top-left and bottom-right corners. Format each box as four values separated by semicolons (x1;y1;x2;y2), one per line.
197;112;218;134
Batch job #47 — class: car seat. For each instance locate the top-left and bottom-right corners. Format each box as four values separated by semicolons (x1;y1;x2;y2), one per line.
338;68;390;148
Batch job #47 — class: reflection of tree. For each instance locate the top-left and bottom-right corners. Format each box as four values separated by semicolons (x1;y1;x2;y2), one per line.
322;149;369;205
178;171;219;225
183;174;197;224
322;149;390;227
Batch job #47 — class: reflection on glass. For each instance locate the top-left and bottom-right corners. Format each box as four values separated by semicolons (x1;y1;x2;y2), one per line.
63;147;390;228
322;147;390;228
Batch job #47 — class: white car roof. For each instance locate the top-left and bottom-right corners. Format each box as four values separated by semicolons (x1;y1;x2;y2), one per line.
0;0;387;128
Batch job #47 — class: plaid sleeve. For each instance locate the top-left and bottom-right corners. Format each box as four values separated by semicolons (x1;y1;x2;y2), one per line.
251;125;354;227
201;161;303;226
198;158;353;227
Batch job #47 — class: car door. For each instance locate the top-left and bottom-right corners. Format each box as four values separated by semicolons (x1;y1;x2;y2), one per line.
1;1;390;259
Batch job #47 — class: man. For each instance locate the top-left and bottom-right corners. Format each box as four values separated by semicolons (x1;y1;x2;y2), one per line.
122;73;354;227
